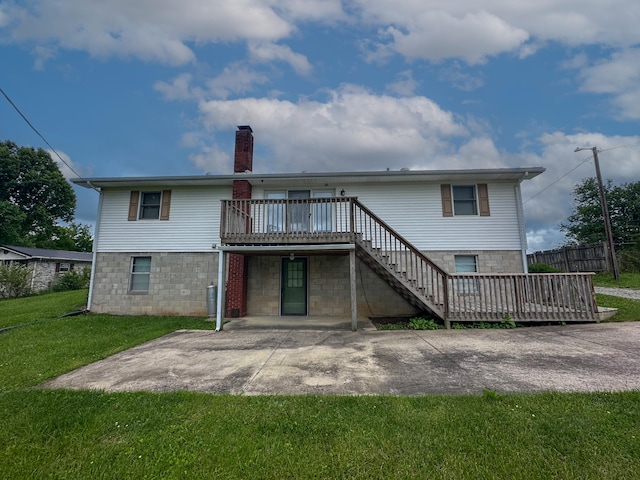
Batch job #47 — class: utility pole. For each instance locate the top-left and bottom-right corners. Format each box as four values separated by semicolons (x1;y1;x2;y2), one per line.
574;146;620;279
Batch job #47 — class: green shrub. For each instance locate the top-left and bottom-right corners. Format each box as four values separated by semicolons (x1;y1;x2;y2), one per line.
408;316;443;330
0;264;32;298
51;267;91;292
528;263;563;273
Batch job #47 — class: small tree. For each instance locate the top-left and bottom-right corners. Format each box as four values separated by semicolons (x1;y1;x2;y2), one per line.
0;264;32;298
50;267;91;292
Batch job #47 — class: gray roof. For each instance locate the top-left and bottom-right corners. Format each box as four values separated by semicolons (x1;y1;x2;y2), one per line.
71;167;545;189
2;245;93;262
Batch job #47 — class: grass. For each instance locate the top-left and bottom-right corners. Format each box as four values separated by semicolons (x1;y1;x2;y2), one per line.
1;291;640;478
592;272;640;322
593;272;640;289
0;289;89;329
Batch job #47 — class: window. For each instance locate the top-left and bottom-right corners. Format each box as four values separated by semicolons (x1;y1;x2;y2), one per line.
441;184;490;217
128;190;172;221
57;262;71;273
266;191;286;233
455;255;478;273
140;192;162;219
312;191;334;232
452;186;477;215
265;190;335;233
454;255;478;294
130;257;151;292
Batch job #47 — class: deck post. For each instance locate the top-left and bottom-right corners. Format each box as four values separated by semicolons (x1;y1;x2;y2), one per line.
349;249;357;331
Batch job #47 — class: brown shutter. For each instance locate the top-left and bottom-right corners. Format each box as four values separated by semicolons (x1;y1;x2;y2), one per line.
55;262;60;273
128;191;140;221
441;184;453;217
160;190;171;221
477;184;490;216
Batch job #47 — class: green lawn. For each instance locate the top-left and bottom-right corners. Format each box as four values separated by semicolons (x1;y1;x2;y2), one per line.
1;291;639;478
592;272;640;322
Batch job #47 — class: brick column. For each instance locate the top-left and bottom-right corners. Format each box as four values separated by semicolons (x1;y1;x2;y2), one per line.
226;126;253;317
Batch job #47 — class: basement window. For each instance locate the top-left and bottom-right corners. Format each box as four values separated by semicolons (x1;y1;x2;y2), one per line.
130;256;151;292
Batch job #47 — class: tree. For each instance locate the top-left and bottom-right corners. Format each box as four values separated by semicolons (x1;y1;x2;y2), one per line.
40;222;94;252
0;141;76;246
561;177;640;249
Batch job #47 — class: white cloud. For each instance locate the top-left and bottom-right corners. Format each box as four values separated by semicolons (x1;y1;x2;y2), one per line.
386;70;419;96
248;42;312;75
575;48;640;120
379;11;529;64
206;64;271;99
154;73;201;101
47;149;85;180
4;0;293;65
4;0;640;68
194;85;468;172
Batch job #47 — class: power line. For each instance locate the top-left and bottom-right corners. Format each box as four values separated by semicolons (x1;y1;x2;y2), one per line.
0;86;98;191
523;154;593;204
523;140;640;205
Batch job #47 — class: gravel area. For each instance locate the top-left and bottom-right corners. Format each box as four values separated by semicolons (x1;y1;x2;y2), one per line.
595;286;640;300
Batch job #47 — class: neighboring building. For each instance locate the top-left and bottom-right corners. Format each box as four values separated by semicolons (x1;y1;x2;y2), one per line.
1;245;92;292
72;126;599;326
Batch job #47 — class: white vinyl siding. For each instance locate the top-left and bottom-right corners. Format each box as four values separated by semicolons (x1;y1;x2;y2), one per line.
340;182;522;251
96;186;231;252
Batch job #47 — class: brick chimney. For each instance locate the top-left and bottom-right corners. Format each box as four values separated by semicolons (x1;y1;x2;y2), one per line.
226;126;253;317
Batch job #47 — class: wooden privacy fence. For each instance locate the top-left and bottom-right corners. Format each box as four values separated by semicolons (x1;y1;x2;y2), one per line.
527;243;609;272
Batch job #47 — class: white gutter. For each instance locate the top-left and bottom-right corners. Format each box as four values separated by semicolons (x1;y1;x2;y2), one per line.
87;186;103;310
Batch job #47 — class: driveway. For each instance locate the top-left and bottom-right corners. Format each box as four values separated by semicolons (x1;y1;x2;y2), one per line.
43;321;640;395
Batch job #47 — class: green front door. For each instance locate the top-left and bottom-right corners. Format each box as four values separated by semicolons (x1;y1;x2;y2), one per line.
281;258;307;315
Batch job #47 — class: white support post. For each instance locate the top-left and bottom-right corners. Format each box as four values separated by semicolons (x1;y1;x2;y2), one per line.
216;249;225;332
349;250;357;331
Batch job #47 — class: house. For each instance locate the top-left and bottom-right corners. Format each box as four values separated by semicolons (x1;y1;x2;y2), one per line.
1;245;92;292
72;126;599;328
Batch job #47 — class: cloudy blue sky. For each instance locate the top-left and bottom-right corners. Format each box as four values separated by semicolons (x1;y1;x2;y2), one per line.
2;0;640;252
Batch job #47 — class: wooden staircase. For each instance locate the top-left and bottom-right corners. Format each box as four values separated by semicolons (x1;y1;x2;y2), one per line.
350;198;598;325
351;199;450;324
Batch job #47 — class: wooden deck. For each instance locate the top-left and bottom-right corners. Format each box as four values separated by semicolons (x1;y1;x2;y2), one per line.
220;198;599;324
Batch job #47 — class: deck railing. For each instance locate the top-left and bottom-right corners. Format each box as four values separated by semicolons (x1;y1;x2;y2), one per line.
448;273;598;321
221;197;353;243
220;198;598;322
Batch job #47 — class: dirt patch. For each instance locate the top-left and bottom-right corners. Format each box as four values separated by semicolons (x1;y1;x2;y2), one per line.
369;316;412;329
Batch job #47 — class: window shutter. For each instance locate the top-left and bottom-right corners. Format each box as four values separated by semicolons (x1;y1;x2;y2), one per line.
441;184;453;217
477;184;490;216
128;191;140;221
55;262;60;273
160;190;171;221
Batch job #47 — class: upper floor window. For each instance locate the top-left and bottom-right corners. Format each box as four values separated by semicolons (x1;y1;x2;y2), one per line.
139;192;162;219
128;190;172;221
441;184;490;217
452;186;477;215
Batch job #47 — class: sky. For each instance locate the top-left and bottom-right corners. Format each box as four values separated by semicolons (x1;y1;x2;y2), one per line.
1;0;640;252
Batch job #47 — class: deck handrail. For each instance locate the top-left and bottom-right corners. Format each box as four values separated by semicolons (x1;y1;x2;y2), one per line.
350;198;449;317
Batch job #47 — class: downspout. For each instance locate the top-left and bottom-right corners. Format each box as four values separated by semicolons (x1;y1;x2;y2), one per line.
87;184;103;310
515;180;528;273
216;247;225;332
